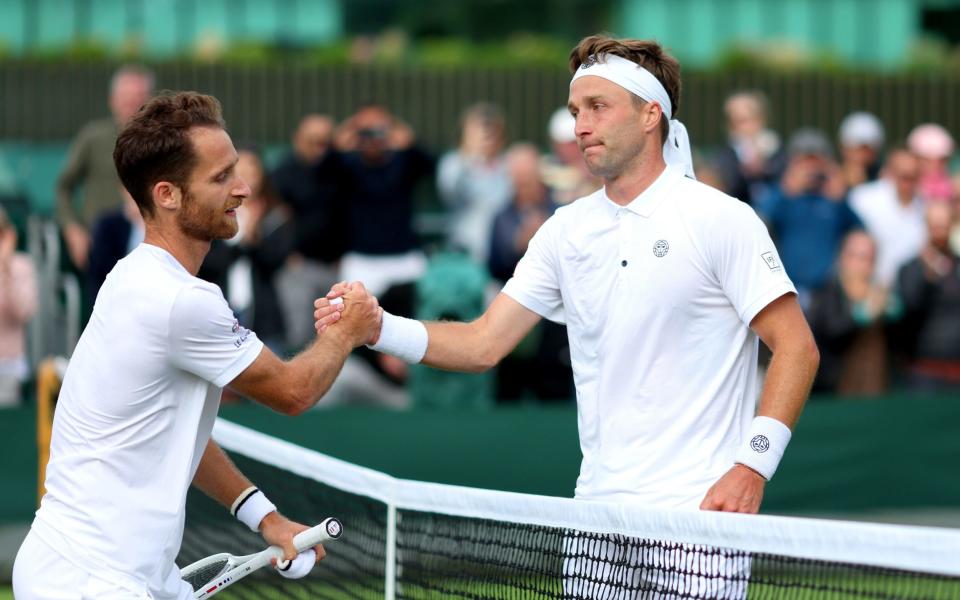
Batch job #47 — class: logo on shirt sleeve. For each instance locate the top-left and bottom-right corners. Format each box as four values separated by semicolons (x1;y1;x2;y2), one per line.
231;318;251;348
761;251;782;272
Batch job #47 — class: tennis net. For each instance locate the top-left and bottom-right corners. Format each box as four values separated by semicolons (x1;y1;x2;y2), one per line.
180;419;960;599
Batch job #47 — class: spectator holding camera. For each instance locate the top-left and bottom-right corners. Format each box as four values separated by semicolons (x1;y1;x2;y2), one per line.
333;105;435;295
757;128;862;307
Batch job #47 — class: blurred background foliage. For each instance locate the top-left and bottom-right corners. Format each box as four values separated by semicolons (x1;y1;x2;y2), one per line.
2;0;960;73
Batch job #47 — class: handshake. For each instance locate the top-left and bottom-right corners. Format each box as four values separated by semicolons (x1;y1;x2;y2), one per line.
312;281;383;349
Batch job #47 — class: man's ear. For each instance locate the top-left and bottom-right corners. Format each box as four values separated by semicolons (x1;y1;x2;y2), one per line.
643;102;663;135
153;181;182;211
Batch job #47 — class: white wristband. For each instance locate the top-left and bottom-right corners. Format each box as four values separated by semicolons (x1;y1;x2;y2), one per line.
366;310;428;364
231;487;276;532
734;416;792;480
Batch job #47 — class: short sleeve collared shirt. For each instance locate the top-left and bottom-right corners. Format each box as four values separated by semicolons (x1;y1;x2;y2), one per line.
503;166;796;508
36;244;264;599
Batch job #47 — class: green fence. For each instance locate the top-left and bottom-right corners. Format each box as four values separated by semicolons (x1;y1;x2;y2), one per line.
3;63;960;152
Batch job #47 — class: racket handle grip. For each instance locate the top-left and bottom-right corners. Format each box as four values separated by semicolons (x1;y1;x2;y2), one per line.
292;517;343;552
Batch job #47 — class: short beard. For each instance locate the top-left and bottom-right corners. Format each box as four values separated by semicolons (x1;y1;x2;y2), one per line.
176;188;238;242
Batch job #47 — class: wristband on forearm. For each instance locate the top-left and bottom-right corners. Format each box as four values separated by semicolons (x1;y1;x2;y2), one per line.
366;310;428;363
734;416;792;480
231;486;276;532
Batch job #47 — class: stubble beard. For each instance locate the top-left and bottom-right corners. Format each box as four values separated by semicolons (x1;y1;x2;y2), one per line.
177;189;238;242
585;135;650;182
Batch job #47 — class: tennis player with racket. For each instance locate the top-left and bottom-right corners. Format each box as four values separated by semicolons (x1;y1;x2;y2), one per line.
14;92;381;600
317;35;820;598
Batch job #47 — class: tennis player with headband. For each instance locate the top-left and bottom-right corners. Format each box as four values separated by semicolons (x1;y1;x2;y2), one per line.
14;92;382;600
317;34;819;592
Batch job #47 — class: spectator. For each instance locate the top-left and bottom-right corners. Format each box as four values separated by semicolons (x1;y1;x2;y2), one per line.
87;188;144;303
271;114;345;351
334;105;435;295
488;144;556;283
437;103;512;264
487;144;573;402
56;65;154;271
540;107;600;205
714;90;787;206
837;111;885;188
199;148;296;352
894;203;960;392
808;231;899;395
758;128;862;307
0;206;37;406
907;123;955;205
952;173;960;254
849;148;926;287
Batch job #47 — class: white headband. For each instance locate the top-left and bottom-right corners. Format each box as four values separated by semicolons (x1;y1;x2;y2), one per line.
571;53;695;179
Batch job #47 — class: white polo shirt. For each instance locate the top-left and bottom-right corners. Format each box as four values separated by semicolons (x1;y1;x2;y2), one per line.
849;179;927;287
502;166;795;509
33;243;263;599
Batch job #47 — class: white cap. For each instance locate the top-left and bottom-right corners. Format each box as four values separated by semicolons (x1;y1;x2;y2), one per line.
839;112;884;150
548;107;576;143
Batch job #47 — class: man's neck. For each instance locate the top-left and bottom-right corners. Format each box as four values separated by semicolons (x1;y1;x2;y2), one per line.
604;154;668;206
896;193;914;208
143;224;210;275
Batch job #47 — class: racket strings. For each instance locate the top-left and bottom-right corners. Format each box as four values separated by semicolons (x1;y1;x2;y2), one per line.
183;559;231;591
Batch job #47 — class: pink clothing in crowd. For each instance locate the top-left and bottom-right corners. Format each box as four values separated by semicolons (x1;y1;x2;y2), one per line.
0;252;38;367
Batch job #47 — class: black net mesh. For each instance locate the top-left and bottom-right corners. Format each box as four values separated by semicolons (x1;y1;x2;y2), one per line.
393;510;960;600
181;452;960;600
180;452;387;599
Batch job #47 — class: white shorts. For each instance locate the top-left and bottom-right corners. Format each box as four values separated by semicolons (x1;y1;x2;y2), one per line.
13;529;192;600
562;533;750;599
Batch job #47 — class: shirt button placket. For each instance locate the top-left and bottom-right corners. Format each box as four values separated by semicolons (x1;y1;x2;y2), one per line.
618;209;629;272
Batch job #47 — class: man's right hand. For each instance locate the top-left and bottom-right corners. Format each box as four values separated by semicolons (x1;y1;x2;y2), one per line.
314;281;382;347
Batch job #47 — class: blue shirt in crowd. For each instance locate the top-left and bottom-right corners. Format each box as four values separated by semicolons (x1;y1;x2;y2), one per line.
757;188;863;293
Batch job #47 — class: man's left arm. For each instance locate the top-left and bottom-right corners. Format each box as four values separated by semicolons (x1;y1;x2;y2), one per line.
699;293;819;513
193;439;325;565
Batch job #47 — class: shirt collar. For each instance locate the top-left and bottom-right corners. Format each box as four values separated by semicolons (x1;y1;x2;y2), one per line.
603;165;682;218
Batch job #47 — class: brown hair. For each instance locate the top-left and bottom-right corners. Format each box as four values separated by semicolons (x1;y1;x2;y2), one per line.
113;91;226;218
569;35;681;144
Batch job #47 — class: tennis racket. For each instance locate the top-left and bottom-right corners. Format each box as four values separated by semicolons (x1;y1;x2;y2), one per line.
181;517;343;599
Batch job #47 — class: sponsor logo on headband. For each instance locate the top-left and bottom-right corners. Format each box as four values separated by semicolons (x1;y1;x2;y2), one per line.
580;55;600;69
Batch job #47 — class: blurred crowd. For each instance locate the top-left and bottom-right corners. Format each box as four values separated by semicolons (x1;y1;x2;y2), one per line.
707;91;960;396
2;67;960;408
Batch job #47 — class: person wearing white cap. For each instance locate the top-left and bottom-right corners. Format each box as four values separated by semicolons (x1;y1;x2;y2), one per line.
541;107;601;204
838;111;885;187
316;35;820;596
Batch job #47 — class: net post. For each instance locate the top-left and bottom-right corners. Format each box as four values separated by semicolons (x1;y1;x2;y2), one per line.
385;502;397;600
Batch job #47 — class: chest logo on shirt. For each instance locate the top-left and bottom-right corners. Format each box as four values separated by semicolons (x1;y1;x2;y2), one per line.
761;251;782;272
652;240;670;257
750;435;770;453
